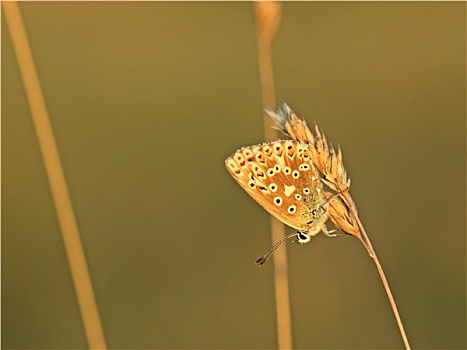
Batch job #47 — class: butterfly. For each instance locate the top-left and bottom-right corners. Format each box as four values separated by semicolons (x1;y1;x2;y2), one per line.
225;140;336;265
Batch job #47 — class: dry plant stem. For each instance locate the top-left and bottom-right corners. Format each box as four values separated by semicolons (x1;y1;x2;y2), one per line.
254;3;293;350
3;2;107;349
342;192;411;350
324;150;411;350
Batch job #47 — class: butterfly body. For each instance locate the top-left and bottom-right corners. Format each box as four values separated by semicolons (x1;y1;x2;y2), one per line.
225;140;329;236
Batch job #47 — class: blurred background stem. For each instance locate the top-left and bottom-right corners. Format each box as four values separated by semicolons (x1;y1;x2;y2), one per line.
3;2;107;349
254;3;293;350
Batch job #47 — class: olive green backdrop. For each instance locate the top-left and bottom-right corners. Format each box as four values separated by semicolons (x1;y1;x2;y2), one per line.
3;2;465;349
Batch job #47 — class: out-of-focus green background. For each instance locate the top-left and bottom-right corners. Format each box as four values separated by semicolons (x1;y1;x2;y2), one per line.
3;2;465;349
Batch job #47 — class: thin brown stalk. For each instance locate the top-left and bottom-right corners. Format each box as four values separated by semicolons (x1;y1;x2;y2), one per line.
268;104;411;349
350;207;411;349
254;3;293;350
3;2;107;349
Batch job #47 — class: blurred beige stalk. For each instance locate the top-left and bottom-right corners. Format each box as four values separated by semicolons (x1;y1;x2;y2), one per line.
254;3;293;350
255;1;281;142
3;2;107;349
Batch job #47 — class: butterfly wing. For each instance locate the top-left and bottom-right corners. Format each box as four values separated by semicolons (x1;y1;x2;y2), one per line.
225;140;328;234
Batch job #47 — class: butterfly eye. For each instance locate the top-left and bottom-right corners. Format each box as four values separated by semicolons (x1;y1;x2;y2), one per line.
296;232;311;244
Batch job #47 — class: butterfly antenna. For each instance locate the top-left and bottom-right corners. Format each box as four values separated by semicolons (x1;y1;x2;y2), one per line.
255;232;299;267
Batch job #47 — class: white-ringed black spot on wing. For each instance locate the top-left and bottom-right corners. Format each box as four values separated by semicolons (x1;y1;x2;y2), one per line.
267;168;275;177
269;183;278;192
248;180;256;188
288;205;297;213
274;164;281;173
299;163;310;171
292;170;300;179
303;188;311;194
295;194;302;200
273;196;283;206
283;167;291;175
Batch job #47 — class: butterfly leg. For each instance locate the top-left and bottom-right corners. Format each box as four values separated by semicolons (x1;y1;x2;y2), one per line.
322;226;338;237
